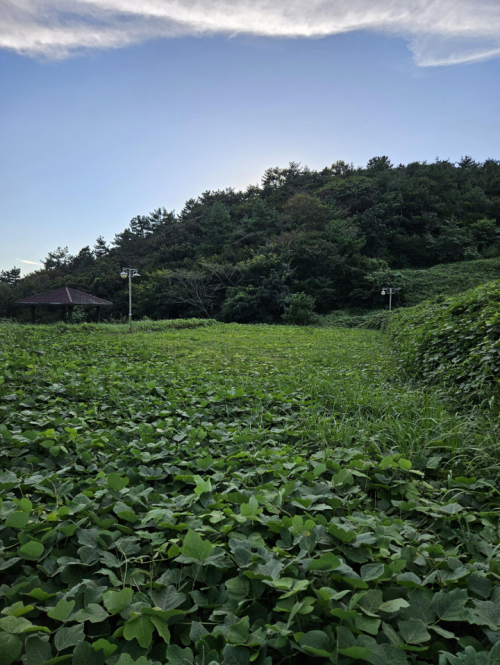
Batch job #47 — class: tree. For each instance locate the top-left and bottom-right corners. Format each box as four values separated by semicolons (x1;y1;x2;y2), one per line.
93;236;109;259
42;246;73;270
165;271;223;318
0;266;21;288
366;156;393;172
200;201;232;252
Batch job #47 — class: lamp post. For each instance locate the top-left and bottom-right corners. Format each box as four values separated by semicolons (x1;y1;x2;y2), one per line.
381;287;400;312
120;268;140;332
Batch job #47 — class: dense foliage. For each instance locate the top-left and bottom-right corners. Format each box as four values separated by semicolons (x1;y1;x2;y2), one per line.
389;281;500;406
2;156;500;322
391;258;500;308
1;323;500;665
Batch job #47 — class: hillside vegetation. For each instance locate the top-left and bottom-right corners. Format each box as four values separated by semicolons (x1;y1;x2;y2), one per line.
2;156;500;322
397;258;500;307
389;280;500;407
1;323;500;665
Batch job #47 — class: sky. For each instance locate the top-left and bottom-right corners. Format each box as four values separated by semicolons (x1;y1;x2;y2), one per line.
1;1;500;274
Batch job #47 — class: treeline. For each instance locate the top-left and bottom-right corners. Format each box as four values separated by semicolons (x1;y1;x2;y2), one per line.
2;155;500;322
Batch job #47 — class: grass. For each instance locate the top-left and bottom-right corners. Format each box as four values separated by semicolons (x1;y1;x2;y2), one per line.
1;322;500;664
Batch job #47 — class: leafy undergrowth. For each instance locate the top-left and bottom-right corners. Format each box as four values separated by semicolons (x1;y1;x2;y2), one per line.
0;324;499;665
319;311;390;331
389;281;500;408
54;319;217;334
398;259;500;308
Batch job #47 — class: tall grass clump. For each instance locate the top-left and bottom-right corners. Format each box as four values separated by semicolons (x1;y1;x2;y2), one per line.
389;280;500;407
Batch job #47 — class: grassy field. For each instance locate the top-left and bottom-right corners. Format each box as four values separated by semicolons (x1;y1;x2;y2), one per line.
1;323;499;665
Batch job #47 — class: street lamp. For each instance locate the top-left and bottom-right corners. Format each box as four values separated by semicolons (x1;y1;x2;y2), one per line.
120;268;140;332
381;287;400;312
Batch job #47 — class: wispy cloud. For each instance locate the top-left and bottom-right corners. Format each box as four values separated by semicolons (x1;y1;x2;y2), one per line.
16;258;43;265
1;0;499;66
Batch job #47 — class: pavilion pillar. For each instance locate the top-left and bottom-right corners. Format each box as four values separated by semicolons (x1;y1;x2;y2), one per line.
68;306;73;324
62;306;67;322
96;306;101;323
30;305;35;324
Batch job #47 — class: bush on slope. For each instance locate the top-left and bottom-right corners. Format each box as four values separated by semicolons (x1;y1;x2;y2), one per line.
389;281;500;405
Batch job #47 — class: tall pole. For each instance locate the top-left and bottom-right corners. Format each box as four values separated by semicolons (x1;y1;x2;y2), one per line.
129;269;132;333
121;267;139;332
381;286;400;312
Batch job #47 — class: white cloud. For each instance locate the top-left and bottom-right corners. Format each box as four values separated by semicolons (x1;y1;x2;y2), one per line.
1;0;499;66
16;258;43;265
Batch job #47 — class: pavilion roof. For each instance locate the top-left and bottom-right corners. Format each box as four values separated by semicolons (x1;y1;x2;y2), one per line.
16;287;112;306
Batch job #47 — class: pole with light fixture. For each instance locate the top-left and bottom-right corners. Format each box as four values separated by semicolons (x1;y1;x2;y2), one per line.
381;287;400;312
120;268;140;332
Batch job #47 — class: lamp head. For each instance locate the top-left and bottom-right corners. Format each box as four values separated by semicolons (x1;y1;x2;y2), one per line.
133;271;140;278
120;270;127;279
381;290;386;296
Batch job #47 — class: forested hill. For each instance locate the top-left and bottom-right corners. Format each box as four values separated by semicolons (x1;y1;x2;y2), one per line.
2;156;500;322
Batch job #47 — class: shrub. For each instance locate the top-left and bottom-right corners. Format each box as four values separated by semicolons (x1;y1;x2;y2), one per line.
281;292;318;325
389;280;500;405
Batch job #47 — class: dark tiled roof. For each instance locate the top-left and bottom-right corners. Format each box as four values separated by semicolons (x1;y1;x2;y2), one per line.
16;287;112;306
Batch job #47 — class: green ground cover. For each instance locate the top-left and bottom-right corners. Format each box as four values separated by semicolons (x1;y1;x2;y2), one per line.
398;259;500;308
0;323;499;665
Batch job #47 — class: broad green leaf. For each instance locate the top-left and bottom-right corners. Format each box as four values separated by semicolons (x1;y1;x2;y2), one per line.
5;511;30;529
18;498;33;512
328;523;356;543
223;644;250;665
103;587;134;614
72;604;109;623
19;541;44;560
2;601;34;617
0;632;22;665
360;563;385;581
72;641;105;665
0;615;33;633
299;630;331;657
379;599;410;613
92;639;117;658
123;615;154;648
228;616;250;644
398;619;431;644
24;635;52;665
150;616;171;643
115;656;151;665
193;475;212;497
402;590;435;624
240;496;261;518
54;624;85;651
338;647;373;660
359;589;383;614
28;588;56;601
307;552;341;571
47;599;75;622
467;573;492;599
468;600;500;630
165;645;194;665
107;473;129;491
432;588;468;621
151;585;186;611
355;614;381;635
225;577;250;602
181;529;213;561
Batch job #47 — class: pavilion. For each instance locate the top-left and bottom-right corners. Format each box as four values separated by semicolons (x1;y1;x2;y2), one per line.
16;287;112;323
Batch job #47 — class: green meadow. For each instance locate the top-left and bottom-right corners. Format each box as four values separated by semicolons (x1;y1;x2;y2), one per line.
1;322;499;665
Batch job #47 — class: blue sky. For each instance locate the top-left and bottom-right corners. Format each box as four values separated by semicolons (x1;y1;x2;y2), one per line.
1;1;500;274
